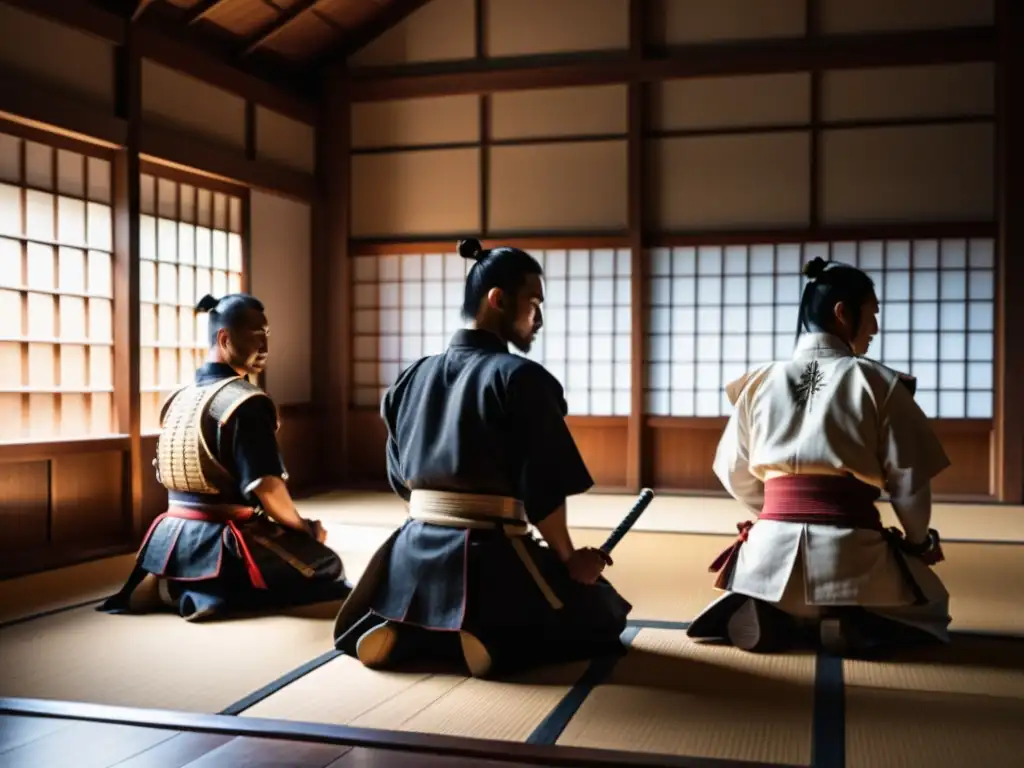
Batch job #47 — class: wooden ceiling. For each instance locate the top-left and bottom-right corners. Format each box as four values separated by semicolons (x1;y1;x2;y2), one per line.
97;0;431;86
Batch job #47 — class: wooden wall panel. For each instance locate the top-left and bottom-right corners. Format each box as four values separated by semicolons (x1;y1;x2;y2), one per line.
277;406;324;494
250;189;313;405
346;409;389;486
49;451;125;545
0;3;114;107
348;0;476;68
822;63;995;121
646;422;723;491
350;148;481;237
568;419;629;490
255;106;316;175
930;429;991;496
486;0;629;57
351;96;479;148
648;132;811;230
651;73;810;131
488;142;628;231
646;420;992;499
141;59;246;151
0;460;49;553
659;0;806;45
821;124;995;224
820;0;994;35
490;85;627;139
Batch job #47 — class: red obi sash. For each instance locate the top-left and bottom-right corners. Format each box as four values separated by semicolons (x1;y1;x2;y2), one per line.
709;475;884;588
140;503;268;590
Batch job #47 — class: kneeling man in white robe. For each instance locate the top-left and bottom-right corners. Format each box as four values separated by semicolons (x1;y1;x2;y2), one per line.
688;256;951;656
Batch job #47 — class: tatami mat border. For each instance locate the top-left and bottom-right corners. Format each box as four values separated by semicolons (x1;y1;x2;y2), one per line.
0;599;103;631
527;626;644;745
220;650;345;715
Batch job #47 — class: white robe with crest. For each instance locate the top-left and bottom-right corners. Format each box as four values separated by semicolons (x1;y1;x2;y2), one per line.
702;331;953;640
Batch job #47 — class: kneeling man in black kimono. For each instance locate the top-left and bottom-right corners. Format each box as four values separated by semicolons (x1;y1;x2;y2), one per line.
333;238;632;677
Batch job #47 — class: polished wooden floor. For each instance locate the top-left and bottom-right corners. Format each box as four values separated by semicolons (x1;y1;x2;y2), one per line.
0;710;781;768
0;714;526;768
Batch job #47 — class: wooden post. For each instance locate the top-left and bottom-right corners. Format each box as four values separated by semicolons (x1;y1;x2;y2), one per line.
112;23;143;538
625;0;645;492
320;68;352;482
994;0;1023;502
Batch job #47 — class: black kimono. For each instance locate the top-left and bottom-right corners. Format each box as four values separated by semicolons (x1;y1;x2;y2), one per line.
333;329;631;670
100;362;348;621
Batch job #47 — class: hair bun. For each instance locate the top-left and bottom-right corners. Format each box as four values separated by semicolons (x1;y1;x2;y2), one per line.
802;257;828;279
457;238;484;261
195;294;219;312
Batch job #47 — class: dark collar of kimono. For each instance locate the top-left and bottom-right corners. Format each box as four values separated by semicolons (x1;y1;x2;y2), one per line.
195;361;240;384
448;328;509;354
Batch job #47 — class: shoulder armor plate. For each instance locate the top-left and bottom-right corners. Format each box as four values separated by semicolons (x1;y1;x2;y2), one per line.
207;377;279;432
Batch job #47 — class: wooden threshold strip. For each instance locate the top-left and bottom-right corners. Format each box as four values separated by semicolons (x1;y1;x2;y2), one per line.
0;697;796;768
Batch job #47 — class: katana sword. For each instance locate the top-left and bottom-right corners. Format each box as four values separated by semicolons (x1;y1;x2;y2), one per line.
599;487;655;555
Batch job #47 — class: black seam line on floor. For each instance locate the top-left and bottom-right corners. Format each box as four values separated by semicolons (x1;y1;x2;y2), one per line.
0;598;103;631
219;649;345;715
811;651;845;768
526;625;643;746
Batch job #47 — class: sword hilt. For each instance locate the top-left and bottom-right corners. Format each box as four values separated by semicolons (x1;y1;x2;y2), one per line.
599;487;655;555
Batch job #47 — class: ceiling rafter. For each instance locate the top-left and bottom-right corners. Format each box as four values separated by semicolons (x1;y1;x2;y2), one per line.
131;0;157;23
183;0;231;26
316;0;434;67
240;0;321;57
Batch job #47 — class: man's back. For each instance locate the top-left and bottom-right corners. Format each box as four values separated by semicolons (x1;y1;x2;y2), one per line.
383;328;588;508
722;332;941;497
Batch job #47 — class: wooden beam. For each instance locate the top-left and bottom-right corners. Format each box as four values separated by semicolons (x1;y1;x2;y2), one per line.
139;123;315;201
0;0;126;42
347;26;996;101
240;0;319;58
0;67;126;148
0;63;312;200
112;22;144;541
0;0;316;124
994;0;1024;503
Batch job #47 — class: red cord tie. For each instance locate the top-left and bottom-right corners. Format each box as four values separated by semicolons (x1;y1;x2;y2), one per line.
709;520;754;574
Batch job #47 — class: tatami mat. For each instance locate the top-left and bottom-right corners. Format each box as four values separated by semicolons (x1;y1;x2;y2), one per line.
0;554;136;626
0;601;343;712
0;523;393;713
241;654;589;742
556;628;816;766
303;490;1024;543
844;634;1024;768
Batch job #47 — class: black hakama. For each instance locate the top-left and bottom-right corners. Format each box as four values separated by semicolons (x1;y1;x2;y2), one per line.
100;363;348;620
334;330;632;670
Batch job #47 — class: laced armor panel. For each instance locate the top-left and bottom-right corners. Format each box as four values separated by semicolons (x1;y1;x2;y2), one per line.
155;379;237;494
155;376;278;495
